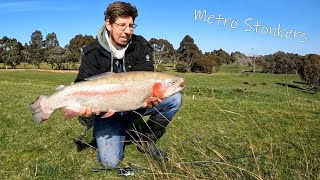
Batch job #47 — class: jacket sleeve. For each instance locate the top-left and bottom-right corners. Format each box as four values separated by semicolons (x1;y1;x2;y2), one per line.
131;36;154;71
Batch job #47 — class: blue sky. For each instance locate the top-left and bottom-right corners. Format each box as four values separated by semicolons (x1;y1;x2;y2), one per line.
1;0;319;55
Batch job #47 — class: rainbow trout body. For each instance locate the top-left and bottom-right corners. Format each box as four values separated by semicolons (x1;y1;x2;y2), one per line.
30;71;185;124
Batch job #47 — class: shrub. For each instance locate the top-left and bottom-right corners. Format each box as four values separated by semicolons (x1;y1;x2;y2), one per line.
155;64;166;72
176;61;189;73
191;54;223;73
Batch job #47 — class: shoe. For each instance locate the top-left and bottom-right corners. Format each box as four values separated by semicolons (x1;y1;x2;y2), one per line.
137;136;168;161
138;118;170;161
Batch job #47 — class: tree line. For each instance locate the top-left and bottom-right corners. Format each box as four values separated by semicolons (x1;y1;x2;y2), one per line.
0;30;319;92
0;31;94;70
231;51;320;92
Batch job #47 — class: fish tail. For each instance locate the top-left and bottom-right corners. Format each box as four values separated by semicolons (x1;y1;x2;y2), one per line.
30;95;52;124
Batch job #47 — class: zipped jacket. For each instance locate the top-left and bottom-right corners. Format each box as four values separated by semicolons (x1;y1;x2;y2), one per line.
74;25;154;82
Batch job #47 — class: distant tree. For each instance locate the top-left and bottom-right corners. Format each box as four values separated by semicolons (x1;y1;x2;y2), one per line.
298;54;320;92
10;39;23;68
261;51;301;74
47;46;66;70
0;37;23;69
21;43;32;68
44;32;60;67
192;52;223;73
149;38;175;70
212;49;232;64
44;32;59;48
68;34;94;63
63;49;79;70
29;30;44;68
0;36;10;68
231;51;248;65
177;35;201;72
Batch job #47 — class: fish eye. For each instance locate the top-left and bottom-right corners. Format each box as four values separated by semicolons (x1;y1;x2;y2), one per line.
171;80;177;85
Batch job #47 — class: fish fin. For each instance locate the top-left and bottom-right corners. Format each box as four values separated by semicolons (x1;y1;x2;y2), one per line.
30;95;51;124
85;72;114;81
63;108;78;120
55;85;65;91
101;110;115;118
152;82;164;98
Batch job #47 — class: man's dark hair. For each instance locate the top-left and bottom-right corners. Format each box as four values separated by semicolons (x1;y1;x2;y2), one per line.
104;1;138;23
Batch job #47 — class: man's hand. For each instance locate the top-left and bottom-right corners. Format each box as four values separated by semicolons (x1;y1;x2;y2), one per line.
145;96;163;108
79;106;100;117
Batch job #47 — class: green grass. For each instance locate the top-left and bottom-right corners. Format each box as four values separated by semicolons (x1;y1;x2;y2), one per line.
0;65;320;179
0;63;80;70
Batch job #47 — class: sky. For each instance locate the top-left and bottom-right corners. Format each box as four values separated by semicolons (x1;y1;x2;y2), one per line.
1;0;319;56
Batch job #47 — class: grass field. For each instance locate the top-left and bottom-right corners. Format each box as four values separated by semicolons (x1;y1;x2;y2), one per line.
0;65;319;179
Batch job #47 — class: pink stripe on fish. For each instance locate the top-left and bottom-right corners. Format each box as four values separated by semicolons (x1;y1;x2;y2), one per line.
71;89;129;97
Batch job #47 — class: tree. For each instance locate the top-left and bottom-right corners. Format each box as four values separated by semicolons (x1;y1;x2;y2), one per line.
44;32;60;67
261;51;301;74
298;54;320;92
212;49;231;64
192;53;223;73
231;51;248;65
63;49;79;70
177;35;201;72
10;39;23;69
47;46;66;70
20;43;31;68
29;30;44;68
68;34;94;63
44;32;59;48
149;38;175;70
0;36;23;69
0;36;10;68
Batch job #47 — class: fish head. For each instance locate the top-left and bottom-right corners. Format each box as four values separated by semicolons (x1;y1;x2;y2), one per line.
153;73;186;98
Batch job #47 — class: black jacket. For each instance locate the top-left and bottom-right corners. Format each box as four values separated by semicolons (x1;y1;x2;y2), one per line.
74;34;154;83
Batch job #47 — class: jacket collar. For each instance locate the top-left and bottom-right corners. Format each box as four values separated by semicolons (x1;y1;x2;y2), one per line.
97;25;112;54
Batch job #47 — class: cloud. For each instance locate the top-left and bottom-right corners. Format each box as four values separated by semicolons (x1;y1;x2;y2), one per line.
0;1;78;13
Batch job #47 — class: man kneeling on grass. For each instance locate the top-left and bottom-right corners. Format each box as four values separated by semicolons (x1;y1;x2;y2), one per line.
74;1;183;169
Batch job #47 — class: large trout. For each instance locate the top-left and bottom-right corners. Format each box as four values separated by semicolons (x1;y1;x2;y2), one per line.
30;71;185;124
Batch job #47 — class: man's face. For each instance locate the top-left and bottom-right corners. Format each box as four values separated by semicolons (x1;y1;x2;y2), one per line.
106;16;134;49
